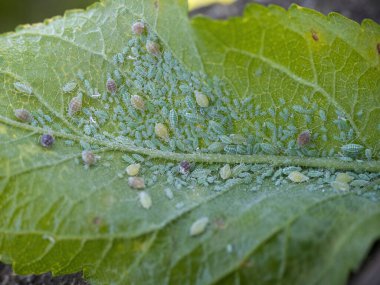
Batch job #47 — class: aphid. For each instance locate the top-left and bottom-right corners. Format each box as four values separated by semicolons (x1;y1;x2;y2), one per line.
139;191;152;209
220;164;231;180
350;180;369;187
126;163;141;176
14;82;33;95
209;120;225;134
146;41;160;56
195;91;209;108
132;153;145;162
128;177;145;189
82;150;96;166
184;112;201;123
179;161;191;175
297;130;311;147
40;134;54;148
14;109;33;122
292;105;312;114
130;95;145;110
341;143;364;157
224;145;237;154
219;135;233;144
68;95;82;116
207;142;225;153
288;171;309;183
311;30;319;41
131;21;145;35
106;78;117;94
335;173;354;183
164;188;174;200
185;96;196;109
307;170;324;178
169;109;178;129
189;217;209;236
155;123;169;141
260;143;277;154
62;81;77;93
365;149;372;160
331;181;349;191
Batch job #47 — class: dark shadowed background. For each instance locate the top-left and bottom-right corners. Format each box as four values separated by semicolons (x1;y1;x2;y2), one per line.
0;0;379;284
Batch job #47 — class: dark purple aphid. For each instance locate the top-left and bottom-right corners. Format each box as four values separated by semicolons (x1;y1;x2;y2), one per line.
179;161;191;175
106;78;117;94
297;130;311;147
40;134;54;148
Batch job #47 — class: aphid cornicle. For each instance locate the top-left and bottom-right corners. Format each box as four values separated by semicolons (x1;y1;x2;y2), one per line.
146;41;160;56
40;134;54;148
297;130;311;147
82;150;96;166
14;109;33;122
131;95;145;110
131;21;145;35
106;78;117;94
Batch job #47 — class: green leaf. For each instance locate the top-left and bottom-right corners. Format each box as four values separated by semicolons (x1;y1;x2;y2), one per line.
0;1;380;285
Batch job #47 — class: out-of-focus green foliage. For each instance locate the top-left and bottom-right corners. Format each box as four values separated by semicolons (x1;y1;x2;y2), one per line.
0;0;96;33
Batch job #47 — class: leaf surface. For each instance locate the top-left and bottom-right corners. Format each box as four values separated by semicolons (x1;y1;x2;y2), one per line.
0;1;379;284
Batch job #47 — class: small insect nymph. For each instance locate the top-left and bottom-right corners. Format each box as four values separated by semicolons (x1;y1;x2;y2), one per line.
139;191;152;209
190;217;209;236
288;171;309;183
131;95;145;111
195;91;209;108
126;163;141;176
40;134;55;148
14;109;33;122
297;130;311;147
220;164;231;180
128;177;145;189
14;82;33;95
68;95;82;116
106;78;117;94
82;150;96;166
179;161;191;175
146;41;161;56
131;21;145;35
155;123;169;141
341;143;364;157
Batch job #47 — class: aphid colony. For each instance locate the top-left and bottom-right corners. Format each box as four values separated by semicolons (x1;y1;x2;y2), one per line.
11;20;377;163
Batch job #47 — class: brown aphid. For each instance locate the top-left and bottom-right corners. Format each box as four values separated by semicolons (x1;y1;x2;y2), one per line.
311;30;319;41
128;177;145;189
297;130;311;147
131;22;145;35
106;78;117;94
14;109;33;122
146;41;160;56
68;95;82;116
82;150;96;166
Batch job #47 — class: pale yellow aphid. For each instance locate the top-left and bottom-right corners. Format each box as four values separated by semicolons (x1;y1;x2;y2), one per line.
189;217;209;236
128;177;145;189
335;173;354;183
139;191;152;209
126;163;141;176
131;95;145;110
155;123;169;141
288;171;309;183
194;91;209;108
220;164;231;180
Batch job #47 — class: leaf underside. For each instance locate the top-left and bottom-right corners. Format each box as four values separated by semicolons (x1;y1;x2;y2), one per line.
0;1;380;285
